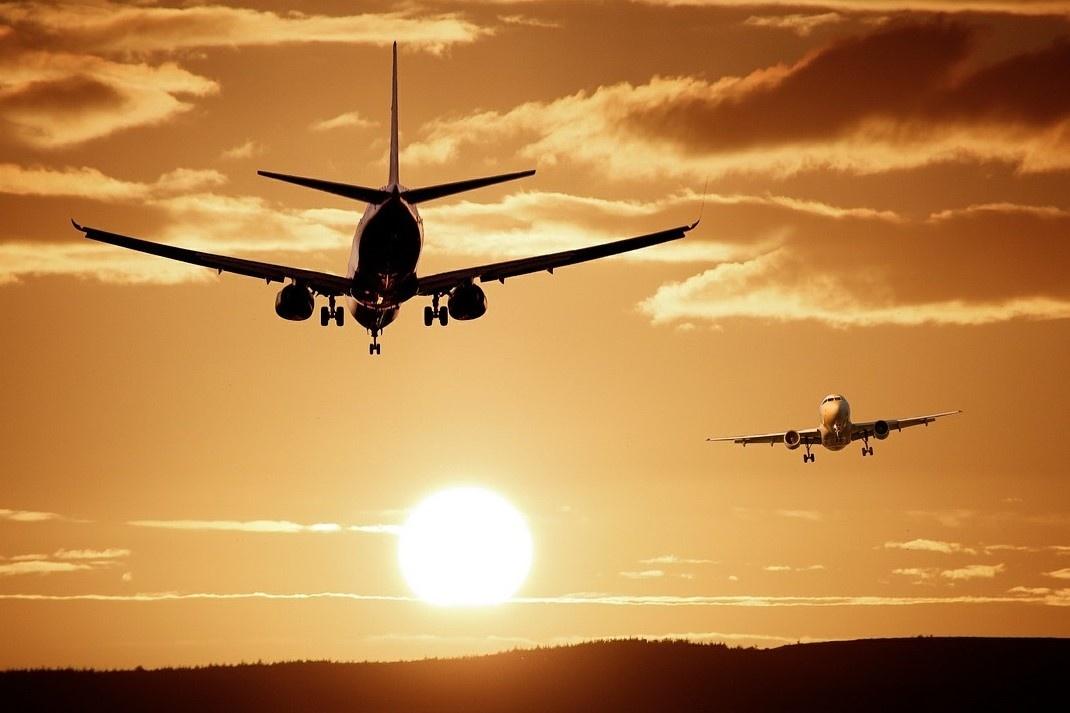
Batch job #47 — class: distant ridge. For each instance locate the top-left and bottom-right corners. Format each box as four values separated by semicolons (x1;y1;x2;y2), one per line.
2;638;1067;712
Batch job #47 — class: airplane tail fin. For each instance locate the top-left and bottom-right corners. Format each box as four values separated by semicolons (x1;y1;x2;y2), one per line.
388;41;399;189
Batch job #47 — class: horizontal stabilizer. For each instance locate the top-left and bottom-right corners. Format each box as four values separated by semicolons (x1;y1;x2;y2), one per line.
402;169;535;204
258;170;392;204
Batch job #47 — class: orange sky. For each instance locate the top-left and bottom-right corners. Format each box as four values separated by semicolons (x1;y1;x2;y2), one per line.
2;0;1069;669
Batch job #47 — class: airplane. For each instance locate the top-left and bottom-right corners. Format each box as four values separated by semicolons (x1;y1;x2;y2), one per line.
707;394;960;463
72;43;696;355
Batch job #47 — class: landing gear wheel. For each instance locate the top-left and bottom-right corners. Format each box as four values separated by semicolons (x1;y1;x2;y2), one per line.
320;305;330;327
334;306;344;327
803;447;815;463
438;305;448;327
861;445;873;457
424;305;434;327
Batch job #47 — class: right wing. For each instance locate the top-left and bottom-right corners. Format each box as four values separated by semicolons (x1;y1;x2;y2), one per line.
416;222;697;296
74;222;354;296
707;429;821;447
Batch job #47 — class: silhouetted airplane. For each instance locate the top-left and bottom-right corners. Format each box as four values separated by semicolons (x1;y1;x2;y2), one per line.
73;43;695;354
707;394;960;463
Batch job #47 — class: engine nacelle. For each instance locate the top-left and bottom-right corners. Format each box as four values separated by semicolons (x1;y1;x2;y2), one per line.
784;430;802;450
448;283;488;321
873;420;891;440
274;284;314;321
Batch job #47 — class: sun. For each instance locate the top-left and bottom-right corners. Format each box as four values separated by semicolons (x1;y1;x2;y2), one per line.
398;487;533;606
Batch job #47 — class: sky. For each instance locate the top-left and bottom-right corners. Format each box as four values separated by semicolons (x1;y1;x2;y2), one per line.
2;0;1069;669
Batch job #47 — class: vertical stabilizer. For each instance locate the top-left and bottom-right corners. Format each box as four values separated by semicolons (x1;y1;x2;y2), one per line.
388;42;399;189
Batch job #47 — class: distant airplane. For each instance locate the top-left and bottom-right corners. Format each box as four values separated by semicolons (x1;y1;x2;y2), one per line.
707;394;960;463
73;43;695;354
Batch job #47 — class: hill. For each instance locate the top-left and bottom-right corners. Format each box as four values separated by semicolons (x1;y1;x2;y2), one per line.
2;637;1066;712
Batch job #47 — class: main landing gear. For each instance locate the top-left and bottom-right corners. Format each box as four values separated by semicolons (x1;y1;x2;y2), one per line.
423;294;448;327
369;329;381;356
861;437;874;457
802;444;815;463
320;296;344;327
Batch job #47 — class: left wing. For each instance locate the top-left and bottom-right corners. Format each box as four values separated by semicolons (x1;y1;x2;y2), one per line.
851;410;961;441
416;222;697;296
707;429;822;447
74;222;354;296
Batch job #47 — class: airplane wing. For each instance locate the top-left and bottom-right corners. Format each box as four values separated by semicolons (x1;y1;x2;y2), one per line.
851;410;962;441
706;429;821;447
415;222;697;296
74;222;354;296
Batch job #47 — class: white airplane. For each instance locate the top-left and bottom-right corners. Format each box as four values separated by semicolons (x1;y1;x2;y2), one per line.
73;43;696;355
707;394;960;463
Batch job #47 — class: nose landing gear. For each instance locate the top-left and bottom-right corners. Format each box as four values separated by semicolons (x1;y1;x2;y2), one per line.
368;328;381;355
803;444;815;463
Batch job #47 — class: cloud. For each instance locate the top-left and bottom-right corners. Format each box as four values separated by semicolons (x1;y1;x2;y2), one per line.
620;570;665;579
498;14;561;29
884;539;977;555
220;141;263;160
892;567;939;582
1045;568;1070;580
634;0;1070;17
2;590;1063;606
310;111;377;132
775;510;823;522
940;563;1005;580
0;164;226;200
743;13;844;36
0;51;220;148
0;507;64;522
764;564;826;572
639;555;715;565
0;3;487;55
0;3;486;148
0;548;128;576
403;21;1070;179
638;249;1070;328
128;519;398;534
984;544;1070;555
1008;586;1051;595
0;560;91;576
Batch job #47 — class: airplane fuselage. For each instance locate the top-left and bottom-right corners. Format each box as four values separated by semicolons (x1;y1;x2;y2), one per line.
345;191;424;334
817;393;852;451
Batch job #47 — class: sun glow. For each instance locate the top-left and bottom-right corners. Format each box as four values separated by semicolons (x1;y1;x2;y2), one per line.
398;487;533;606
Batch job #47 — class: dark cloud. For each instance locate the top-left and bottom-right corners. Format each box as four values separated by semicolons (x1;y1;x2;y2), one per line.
629;20;1070;152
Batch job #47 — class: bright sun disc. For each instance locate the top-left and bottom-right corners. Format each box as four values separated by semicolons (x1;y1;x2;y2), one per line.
399;487;533;606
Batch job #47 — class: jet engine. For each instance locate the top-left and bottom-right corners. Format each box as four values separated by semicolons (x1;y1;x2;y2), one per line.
447;283;488;321
274;284;314;321
784;430;802;450
873;420;891;440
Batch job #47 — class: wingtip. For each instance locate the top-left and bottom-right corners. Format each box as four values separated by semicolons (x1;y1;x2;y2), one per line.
687;218;701;231
71;218;85;232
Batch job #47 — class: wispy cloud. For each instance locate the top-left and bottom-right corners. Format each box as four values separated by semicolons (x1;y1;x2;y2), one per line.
2;590;1063;607
743;12;844;36
220;140;264;160
635;1;1070;19
639;555;715;565
1045;568;1070;580
941;563;1005;581
0;548;129;576
620;570;665;579
883;539;977;555
0;508;67;523
892;567;939;582
0;164;226;200
310;111;377;132
764;564;826;572
128;519;398;534
775;510;823;522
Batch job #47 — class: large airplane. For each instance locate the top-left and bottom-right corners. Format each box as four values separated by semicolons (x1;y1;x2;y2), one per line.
71;44;695;355
707;394;960;463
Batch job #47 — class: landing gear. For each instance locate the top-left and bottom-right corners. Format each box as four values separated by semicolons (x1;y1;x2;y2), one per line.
425;295;448;327
368;329;381;355
803;444;815;463
861;438;874;457
321;297;343;327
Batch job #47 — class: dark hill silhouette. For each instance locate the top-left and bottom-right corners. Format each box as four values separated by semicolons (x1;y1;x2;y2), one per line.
2;637;1066;712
